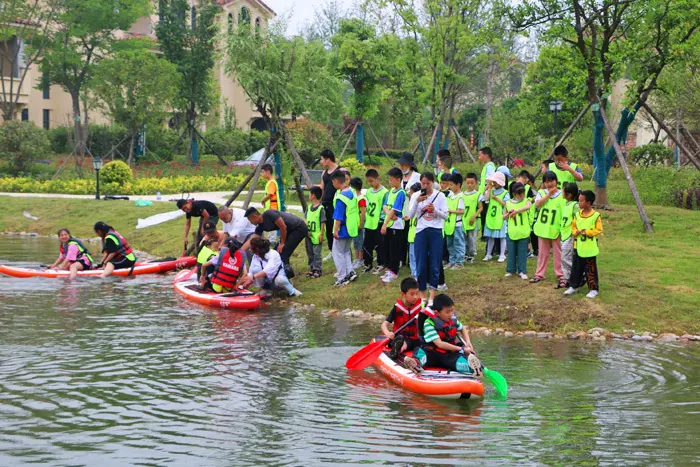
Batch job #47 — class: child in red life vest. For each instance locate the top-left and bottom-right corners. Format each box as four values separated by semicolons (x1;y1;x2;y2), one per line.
381;277;424;359
404;294;482;376
200;238;245;293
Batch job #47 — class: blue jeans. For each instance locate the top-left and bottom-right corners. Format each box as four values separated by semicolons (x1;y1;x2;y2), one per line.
446;229;466;265
409;243;417;277
414;227;443;291
506;237;529;275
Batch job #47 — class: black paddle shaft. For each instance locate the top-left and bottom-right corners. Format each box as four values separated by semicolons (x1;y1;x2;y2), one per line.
385;313;420;342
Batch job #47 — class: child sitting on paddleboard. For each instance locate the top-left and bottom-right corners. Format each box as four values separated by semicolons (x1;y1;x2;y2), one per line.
200;238;245;293
381;277;424;359
404;294;482;376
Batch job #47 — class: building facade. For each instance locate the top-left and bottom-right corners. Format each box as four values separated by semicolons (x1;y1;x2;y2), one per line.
0;0;275;131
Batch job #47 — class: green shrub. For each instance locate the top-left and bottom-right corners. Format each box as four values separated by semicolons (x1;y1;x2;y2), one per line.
339;158;366;176
285;120;332;166
202;127;249;160
47;126;70;154
246;130;269;155
0;121;52;175
100;160;133;187
87;125;129;158
629;143;673;167
146;127;183;162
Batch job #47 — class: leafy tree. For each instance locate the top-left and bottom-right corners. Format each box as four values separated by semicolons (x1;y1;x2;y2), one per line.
42;0;150;162
92;40;180;165
156;0;219;163
0;0;57;121
0;121;52;174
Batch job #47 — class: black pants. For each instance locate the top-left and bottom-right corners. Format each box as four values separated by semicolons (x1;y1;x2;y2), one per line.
323;202;334;252
399;226;410;266
387;229;405;274
363;227;384;268
530;231;539;255
569;251;599;291
280;226;309;275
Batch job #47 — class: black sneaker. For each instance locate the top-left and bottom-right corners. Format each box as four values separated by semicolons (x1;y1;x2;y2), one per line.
389;335;405;359
363;265;373;273
333;277;350;287
404;356;423;374
346;271;358;282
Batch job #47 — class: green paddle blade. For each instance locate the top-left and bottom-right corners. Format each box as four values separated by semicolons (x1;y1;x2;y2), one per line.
483;367;508;399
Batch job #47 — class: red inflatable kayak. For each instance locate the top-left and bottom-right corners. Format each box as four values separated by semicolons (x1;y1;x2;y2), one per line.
371;337;485;400
173;269;262;310
0;257;196;278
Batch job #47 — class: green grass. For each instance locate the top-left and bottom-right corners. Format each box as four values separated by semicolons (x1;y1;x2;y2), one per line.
2;196;699;334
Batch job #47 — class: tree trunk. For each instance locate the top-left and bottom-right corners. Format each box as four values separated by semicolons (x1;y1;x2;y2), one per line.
127;133;136;166
243;135;277;209
592;106;608;207
484;57;497;145
70;92;84;158
226;139;279;207
641;103;700;170
282;123;313;189
599;104;654;233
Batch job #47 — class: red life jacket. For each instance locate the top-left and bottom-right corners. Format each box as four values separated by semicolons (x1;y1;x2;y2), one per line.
104;229;134;260
211;248;243;289
393;299;423;340
426;315;459;354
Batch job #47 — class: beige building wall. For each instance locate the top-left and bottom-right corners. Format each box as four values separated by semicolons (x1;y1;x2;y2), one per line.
0;0;274;131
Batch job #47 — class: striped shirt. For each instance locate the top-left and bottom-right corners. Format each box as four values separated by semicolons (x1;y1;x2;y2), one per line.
423;318;464;343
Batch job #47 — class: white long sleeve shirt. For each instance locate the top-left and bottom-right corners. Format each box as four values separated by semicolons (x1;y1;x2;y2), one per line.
249;249;286;281
408;190;448;234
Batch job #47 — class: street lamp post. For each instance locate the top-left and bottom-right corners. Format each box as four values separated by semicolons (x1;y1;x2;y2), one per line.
92;156;103;200
549;100;563;135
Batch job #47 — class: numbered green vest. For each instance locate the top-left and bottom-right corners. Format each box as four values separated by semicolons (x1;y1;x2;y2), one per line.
548;162;578;189
505;199;531;241
444;192;463;236
337;191;359;237
385;188;405;229
264;179;279;210
364;187;388;230
485;190;507;231
462;191;480;232
479;162;496;195
407;217;418;243
560;201;578;242
574;211;600;257
533;190;565;239
306;205;323;245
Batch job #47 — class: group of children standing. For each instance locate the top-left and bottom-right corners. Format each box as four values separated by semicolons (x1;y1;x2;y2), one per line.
300;144;602;298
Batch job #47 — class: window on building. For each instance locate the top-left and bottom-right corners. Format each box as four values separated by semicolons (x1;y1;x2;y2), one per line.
228;13;233;33
42;109;50;130
239;7;250;26
21;109;28;121
42;72;49;99
191;6;196;29
255;17;261;36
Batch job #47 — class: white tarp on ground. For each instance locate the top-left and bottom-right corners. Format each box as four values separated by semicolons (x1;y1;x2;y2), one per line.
136;210;185;229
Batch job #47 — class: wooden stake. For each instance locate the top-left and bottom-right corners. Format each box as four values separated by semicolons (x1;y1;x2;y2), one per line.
243;137;278;209
225;139;279;207
338;122;358;161
599;102;654;233
549;102;593;157
451;125;476;162
282;123;314;189
366;122;394;164
294;176;308;212
680;123;700;154
422;125;439;166
641;103;700;170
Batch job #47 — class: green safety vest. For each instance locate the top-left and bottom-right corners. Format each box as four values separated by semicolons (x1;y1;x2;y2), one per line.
64;238;94;264
444;192;464;236
197;245;216;265
104;232;136;261
485;190;507;231
462;191;480;232
384;188;405;229
574;211;601;258
306;204;323;245
560;201;578;242
505;199;532;241
407;217;418;243
533;190;565;240
365;187;388;230
437;167;456;182
548;162;579;189
264;179;279;210
337;191;359;237
356;193;366;228
479;162;496;195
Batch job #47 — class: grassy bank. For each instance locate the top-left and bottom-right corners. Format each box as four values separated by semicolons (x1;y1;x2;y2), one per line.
2;196;699;334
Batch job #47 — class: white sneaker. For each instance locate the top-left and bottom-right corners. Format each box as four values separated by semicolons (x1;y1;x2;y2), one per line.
381;272;398;283
352;260;363;269
504;273;513;278
372;266;386;275
323;253;333;262
586;290;599;299
452;264;464;270
563;287;578;295
497;256;506;263
482;255;493;262
519;273;529;280
289;289;303;297
437;284;448;291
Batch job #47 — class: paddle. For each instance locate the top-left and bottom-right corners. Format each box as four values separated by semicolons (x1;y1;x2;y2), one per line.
345;315;419;371
458;335;508;399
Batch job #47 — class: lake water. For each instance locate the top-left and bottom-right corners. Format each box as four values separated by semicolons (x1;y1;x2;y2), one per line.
1;237;699;466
